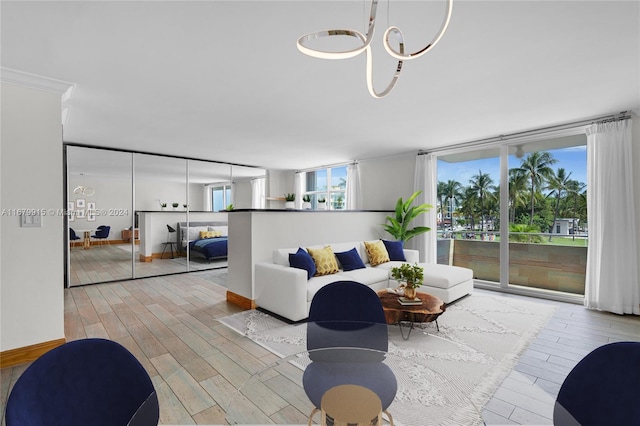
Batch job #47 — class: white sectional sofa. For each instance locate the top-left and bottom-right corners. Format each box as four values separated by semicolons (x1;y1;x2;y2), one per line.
254;241;474;322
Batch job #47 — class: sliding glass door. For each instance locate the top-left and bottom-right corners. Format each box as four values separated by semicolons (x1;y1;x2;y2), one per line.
506;136;588;296
435;132;588;298
436;147;501;280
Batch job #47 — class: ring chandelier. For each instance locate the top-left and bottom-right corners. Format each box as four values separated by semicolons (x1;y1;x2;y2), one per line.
73;173;95;196
296;0;453;98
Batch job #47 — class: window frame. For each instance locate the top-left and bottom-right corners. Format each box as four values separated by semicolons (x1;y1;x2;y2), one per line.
304;165;348;210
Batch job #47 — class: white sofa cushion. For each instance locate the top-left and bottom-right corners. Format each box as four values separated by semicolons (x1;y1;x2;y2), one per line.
371;260;414;271
422;263;474;289
341;267;390;286
273;247;299;266
306;273;352;302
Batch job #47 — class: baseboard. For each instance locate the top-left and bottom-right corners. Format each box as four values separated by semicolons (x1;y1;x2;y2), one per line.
0;338;66;368
226;290;256;310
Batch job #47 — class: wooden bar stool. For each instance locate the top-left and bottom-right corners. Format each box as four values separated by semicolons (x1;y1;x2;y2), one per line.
315;384;392;426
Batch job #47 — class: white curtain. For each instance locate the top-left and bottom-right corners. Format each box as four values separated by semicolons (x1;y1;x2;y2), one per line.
346;162;362;210
251;177;266;209
294;172;305;209
203;185;212;211
412;153;438;263
585;119;639;315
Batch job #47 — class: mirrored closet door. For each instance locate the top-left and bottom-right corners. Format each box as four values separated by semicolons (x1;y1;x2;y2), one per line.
134;153;189;278
65;145;266;287
67;146;133;286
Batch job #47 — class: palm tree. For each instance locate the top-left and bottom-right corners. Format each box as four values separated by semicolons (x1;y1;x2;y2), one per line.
566;179;586;240
517;151;557;225
546;167;572;241
508;168;528;223
443;179;463;229
486;186;500;231
460;186;479;232
469;170;495;232
437;181;447;230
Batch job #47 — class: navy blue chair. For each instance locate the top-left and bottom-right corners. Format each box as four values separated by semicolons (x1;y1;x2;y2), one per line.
307;280;389;362
5;338;159;426
69;228;81;249
303;281;397;425
91;225;111;247
554;341;640;426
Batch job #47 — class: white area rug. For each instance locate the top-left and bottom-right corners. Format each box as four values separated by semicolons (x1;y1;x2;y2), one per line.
218;293;556;425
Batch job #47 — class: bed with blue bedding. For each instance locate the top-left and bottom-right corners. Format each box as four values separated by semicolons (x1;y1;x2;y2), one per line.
178;221;228;262
190;236;228;261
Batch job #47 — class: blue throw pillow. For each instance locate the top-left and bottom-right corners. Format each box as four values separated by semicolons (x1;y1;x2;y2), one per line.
289;248;316;280
335;247;366;271
382;239;406;261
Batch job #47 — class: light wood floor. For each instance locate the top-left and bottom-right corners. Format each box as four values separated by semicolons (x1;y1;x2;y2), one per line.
69;244;227;286
1;275;638;425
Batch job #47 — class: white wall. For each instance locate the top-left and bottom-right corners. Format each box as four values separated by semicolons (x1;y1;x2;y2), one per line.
265;169;295;209
263;154;418;212
359;152;417;210
1;83;64;351
68;174;205;241
233;178;253;210
68;174;133;239
136;179;203;212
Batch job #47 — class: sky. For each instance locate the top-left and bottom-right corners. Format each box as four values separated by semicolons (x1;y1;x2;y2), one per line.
437;146;587;190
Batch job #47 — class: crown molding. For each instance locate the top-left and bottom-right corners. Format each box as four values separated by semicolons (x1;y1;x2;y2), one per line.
1;67;75;100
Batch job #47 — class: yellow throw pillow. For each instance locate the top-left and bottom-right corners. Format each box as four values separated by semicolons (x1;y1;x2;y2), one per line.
199;230;221;239
364;240;390;266
306;246;339;276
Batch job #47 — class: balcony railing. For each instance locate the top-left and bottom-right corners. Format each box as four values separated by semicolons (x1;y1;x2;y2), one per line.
437;231;588;295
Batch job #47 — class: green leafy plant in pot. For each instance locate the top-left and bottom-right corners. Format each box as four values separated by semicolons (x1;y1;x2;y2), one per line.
302;194;311;209
384;191;432;242
390;263;424;299
284;193;296;209
317;197;327;210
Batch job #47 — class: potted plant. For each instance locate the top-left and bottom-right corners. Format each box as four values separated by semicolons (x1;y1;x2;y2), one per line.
384;191;432;242
390;263;424;299
183;204;188;211
317;197;326;210
302;195;311;209
226;204;234;211
172;202;179;211
160;203;167;211
284;193;296;209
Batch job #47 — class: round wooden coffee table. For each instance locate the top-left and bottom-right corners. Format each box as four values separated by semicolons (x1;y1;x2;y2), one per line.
377;290;446;339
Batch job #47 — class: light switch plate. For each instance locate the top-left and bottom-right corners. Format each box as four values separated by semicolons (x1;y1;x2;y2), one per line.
21;212;43;227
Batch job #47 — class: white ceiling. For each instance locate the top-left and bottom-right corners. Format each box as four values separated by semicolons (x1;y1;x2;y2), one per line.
2;1;638;171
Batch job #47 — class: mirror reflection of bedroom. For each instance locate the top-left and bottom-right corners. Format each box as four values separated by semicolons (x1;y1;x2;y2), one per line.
66;145;265;287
